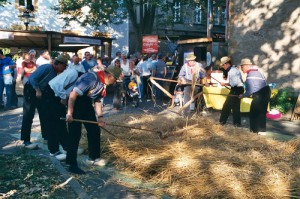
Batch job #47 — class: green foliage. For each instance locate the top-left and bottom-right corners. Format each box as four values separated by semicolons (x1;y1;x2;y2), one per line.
270;88;297;114
0;0;8;7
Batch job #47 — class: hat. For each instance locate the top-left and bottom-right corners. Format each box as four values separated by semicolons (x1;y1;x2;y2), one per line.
55;55;68;65
106;65;122;79
186;54;197;61
220;56;231;65
240;58;253;66
28;49;36;55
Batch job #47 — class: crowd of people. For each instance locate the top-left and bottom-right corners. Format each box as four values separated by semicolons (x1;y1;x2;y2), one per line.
0;48;271;174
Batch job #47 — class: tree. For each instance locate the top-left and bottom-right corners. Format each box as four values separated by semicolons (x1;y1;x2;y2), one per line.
54;0;225;52
0;0;8;7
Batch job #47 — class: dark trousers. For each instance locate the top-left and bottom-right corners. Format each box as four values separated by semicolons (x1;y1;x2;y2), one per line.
11;80;18;107
219;86;244;126
113;82;122;109
249;86;271;133
43;88;68;154
20;83;48;142
66;96;101;166
142;75;151;99
152;74;164;99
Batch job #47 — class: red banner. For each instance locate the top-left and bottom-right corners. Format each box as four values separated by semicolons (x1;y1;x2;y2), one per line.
142;35;158;54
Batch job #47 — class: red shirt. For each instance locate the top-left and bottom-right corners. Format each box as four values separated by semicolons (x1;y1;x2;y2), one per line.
22;61;36;77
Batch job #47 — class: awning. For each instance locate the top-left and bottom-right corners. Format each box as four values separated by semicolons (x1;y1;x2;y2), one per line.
0;29;113;52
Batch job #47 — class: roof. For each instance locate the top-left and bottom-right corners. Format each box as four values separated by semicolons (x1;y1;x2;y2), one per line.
0;30;113;52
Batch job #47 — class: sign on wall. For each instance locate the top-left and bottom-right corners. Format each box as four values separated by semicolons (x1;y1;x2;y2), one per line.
63;36;101;45
142;35;158;54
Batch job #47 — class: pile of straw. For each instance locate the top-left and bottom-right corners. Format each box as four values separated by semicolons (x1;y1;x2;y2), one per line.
82;114;300;198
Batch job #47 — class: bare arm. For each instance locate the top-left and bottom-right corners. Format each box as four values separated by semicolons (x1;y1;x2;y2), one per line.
66;90;78;122
94;99;105;126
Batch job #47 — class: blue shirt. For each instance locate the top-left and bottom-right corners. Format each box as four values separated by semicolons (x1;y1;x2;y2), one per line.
243;68;267;97
28;64;57;91
1;57;15;75
227;66;244;87
73;71;105;100
82;59;97;72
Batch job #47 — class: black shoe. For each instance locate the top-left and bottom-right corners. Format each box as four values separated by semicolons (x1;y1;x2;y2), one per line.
69;165;86;174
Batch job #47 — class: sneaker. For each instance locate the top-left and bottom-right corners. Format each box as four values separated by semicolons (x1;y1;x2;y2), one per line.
258;132;267;136
69;165;86;175
23;141;38;150
50;151;66;161
86;158;106;167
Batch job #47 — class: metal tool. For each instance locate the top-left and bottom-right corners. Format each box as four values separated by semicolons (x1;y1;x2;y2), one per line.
60;118;163;138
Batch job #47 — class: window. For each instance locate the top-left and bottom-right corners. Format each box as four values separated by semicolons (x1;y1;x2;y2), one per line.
16;0;38;11
19;0;33;7
213;6;226;26
173;1;181;23
194;4;204;24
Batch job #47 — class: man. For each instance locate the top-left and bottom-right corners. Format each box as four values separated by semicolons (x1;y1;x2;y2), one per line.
0;50;16;110
178;53;205;112
110;51;121;66
152;54;167;100
68;54;85;73
81;51;97;72
65;66;122;174
20;55;68;151
36;50;52;67
138;55;152;99
239;58;271;135
219;56;244;126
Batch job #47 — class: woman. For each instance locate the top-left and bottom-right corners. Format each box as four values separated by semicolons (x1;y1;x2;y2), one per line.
22;52;37;85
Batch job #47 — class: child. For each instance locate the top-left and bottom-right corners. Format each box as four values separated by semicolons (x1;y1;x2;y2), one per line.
169;80;184;108
128;76;139;97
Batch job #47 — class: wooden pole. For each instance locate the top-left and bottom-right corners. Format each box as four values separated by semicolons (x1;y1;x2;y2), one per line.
150;77;173;99
178;91;203;114
151;77;204;87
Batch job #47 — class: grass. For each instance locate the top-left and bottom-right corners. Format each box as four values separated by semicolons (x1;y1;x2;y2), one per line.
0;151;76;199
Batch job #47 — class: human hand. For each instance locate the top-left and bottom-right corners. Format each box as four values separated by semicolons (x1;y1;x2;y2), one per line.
97;117;106;127
36;90;42;98
60;99;67;105
221;82;225;86
238;94;243;99
65;114;73;122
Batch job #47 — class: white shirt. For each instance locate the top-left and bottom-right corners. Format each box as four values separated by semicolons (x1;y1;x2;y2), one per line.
67;62;86;73
121;60;130;76
36;56;51;67
49;68;79;100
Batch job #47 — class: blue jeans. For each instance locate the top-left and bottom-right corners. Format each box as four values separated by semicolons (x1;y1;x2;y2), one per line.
3;75;13;108
0;76;4;107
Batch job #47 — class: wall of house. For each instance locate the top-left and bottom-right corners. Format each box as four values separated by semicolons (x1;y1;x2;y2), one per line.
229;0;299;91
0;0;129;57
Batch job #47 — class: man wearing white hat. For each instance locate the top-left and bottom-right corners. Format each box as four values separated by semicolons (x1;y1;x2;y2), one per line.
178;53;205;112
239;58;271;135
219;56;244;126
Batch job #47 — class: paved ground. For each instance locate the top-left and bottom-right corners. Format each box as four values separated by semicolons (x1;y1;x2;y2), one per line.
1;94;299;198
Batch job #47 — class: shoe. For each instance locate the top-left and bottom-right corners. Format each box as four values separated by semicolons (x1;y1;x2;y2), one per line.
258;132;267;136
86;158;106;167
23;141;38;150
69;165;86;175
50;151;66;161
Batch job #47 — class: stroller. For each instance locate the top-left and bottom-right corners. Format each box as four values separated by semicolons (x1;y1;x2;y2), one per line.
122;76;139;107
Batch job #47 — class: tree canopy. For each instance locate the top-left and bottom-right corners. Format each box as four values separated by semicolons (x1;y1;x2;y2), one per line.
54;0;225;51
